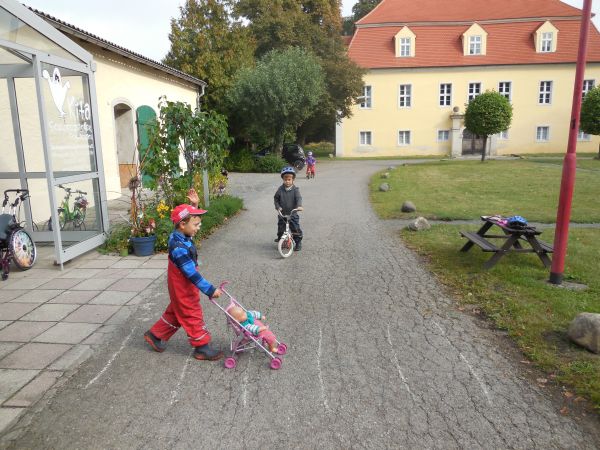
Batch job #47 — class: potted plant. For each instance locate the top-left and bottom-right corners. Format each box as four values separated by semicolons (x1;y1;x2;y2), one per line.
128;176;157;256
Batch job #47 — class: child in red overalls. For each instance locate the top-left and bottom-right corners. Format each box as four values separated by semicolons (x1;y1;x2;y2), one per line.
144;199;223;361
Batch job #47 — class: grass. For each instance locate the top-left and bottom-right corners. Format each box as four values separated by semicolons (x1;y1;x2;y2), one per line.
526;157;600;171
400;225;600;410
370;160;600;222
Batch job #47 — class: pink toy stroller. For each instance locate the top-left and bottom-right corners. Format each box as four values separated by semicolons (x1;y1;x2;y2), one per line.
210;282;287;370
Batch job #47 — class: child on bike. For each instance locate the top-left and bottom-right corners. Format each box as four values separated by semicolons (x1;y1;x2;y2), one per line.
274;167;303;251
144;199;224;361
305;151;316;178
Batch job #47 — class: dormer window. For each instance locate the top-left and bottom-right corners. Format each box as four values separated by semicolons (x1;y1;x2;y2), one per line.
394;27;416;58
541;32;553;52
400;38;411;57
469;36;482;55
535;21;558;53
463;24;487;56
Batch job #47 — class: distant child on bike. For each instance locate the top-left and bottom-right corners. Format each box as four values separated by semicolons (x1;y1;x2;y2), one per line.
306;151;316;178
274;167;303;251
144;197;224;361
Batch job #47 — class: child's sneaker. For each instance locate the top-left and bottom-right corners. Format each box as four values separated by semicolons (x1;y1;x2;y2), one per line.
193;343;223;361
144;331;167;353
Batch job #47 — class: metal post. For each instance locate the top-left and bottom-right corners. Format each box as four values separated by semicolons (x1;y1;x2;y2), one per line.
549;0;593;285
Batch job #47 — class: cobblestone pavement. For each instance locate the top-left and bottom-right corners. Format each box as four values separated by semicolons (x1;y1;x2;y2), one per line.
2;160;599;449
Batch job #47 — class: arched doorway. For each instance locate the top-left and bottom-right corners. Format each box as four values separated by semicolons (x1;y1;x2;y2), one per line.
462;129;485;155
114;103;136;188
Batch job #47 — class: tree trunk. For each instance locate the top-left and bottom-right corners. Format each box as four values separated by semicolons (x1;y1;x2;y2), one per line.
481;135;487;162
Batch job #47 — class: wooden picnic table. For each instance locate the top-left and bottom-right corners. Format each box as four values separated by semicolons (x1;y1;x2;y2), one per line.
460;216;553;269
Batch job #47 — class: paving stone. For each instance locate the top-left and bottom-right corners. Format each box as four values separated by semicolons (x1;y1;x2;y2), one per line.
82;332;106;345
150;253;168;261
0;407;25;436
125;269;165;279
1;278;48;290
63;305;120;324
19;304;78;322
105;307;133;325
38;278;81;290
0;343;21;360
89;291;136;306
0;343;71;369
22;269;64;279
0;290;28;303
0;322;56;342
0;369;40;402
70;278;117;291
110;259;145;269
48;291;100;305
3;371;62;407
11;290;62;304
58;269;101;279
0;322;10;331
108;278;153;292
141;259;168;269
0;303;38;321
78;260;117;269
95;268;132;279
48;345;92;371
33;323;100;344
126;295;144;306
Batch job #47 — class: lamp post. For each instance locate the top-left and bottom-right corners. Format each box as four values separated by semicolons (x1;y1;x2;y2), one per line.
549;0;594;285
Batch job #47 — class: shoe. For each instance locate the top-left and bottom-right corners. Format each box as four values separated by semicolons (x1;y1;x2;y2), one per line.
274;237;280;242
294;243;302;251
193;344;224;361
144;331;167;353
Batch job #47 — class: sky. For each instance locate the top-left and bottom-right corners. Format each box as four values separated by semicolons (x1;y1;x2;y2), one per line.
20;0;600;62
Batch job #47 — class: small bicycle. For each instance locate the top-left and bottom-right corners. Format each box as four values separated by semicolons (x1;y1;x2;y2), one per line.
47;184;88;231
277;208;300;258
306;165;315;179
1;189;37;280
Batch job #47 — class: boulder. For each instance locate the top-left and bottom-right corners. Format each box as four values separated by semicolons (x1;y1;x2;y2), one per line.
568;313;600;354
401;201;416;212
408;217;431;231
379;183;390;192
387;166;396;171
381;172;390;179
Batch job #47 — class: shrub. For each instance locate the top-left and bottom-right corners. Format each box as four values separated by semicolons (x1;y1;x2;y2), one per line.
304;141;334;158
256;153;286;173
225;148;256;172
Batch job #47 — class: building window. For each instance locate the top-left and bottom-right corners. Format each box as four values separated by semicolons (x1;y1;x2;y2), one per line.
468;82;481;102
400;37;411;57
539;81;552;104
536;126;550;142
499;130;509;140
360;85;372;108
359;131;372;145
469;35;482;55
583;79;595;100
398;130;411;146
578;129;591;141
541;32;553;52
398;84;412;108
439;83;452;106
437;130;450;142
498;81;511;101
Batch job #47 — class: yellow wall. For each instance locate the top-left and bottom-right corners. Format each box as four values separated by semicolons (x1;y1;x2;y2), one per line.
338;63;600;157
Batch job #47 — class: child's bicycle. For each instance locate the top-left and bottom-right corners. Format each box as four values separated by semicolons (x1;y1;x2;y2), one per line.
277;208;300;258
306;165;315;179
210;282;287;370
0;189;37;280
47;184;88;231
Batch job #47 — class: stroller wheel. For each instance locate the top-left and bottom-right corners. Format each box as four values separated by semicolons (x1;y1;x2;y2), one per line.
277;343;288;356
224;357;237;369
270;357;282;370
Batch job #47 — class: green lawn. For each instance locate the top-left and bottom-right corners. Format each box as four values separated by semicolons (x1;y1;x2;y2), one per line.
400;225;600;410
527;157;600;171
370;160;600;222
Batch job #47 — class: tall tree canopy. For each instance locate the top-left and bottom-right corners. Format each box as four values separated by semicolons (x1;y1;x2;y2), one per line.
163;0;255;113
580;86;600;157
352;0;380;22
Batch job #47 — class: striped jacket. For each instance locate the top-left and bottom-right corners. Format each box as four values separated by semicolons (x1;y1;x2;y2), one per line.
168;231;216;297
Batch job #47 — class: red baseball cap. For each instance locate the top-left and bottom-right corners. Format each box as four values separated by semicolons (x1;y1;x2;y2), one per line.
171;204;207;224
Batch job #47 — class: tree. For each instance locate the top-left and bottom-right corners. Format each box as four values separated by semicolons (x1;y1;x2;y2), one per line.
227;47;325;153
464;91;513;161
163;0;256;113
352;0;381;22
580;85;600;159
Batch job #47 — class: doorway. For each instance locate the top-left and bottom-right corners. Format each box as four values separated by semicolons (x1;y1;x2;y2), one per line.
114;103;136;188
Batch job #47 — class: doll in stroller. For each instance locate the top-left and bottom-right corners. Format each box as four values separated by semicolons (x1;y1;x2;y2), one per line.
211;282;287;370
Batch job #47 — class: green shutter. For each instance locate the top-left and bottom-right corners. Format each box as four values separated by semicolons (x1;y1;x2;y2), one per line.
136;106;157;186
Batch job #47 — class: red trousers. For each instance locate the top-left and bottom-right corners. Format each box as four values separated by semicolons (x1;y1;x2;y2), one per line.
150;260;211;347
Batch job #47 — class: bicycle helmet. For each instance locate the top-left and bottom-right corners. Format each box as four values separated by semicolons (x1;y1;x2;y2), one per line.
280;166;296;178
307;151;313;156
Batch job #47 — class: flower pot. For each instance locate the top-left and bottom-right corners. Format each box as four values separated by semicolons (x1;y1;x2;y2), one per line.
130;235;156;256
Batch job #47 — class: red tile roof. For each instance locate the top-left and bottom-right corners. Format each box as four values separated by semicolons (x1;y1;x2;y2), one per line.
349;20;600;69
357;0;583;25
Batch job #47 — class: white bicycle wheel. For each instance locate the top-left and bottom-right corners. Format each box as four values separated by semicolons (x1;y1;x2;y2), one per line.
277;234;295;258
10;228;36;270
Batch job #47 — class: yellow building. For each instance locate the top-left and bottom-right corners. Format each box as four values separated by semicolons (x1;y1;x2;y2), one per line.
337;0;600;157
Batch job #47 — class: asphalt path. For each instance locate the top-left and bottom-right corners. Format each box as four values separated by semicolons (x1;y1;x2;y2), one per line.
5;161;600;449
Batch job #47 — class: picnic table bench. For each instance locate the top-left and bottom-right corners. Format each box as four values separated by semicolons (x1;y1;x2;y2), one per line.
460;216;553;269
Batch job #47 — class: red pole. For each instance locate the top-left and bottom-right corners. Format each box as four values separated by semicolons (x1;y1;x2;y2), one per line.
549;0;594;285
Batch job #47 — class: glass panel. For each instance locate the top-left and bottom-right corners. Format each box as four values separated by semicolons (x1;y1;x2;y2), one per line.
0;43;29;63
0;78;19;172
0;7;80;62
14;77;45;172
40;64;97;177
21;178;48;231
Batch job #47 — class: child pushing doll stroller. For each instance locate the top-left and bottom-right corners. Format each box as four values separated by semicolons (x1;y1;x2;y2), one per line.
210;282;288;370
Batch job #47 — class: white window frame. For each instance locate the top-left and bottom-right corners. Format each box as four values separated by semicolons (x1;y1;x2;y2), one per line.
469;35;482;55
539;81;552;104
398;84;412;108
498;81;512;101
400;37;411;57
536;126;550;142
398;130;411;146
583;79;595;100
359;131;372;146
439;83;452;107
578;129;591;141
360;85;372;109
437;129;450;142
541;32;553;52
468;82;481;103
